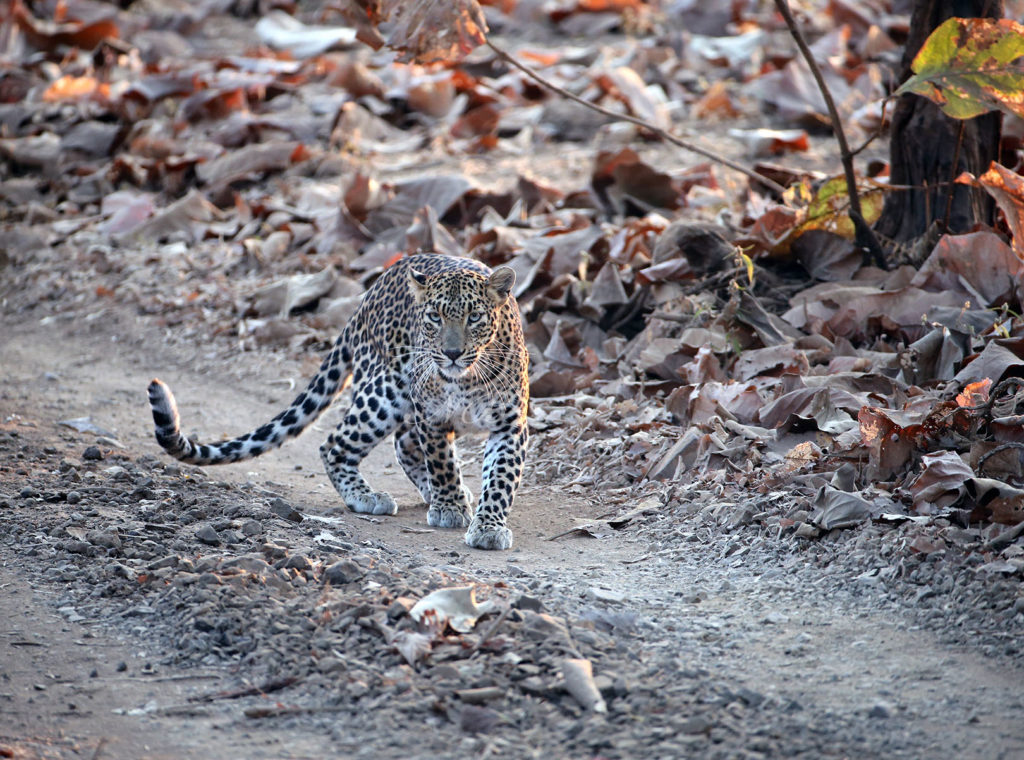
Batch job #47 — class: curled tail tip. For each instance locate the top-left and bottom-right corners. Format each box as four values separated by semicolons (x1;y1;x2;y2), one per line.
148;378;181;436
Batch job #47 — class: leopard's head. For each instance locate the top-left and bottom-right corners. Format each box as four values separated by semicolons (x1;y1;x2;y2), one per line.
409;265;516;380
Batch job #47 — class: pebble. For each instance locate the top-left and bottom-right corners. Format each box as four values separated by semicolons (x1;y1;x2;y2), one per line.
514;594;545;612
587;587;626;605
65;490;82;505
87;529;122;550
324;559;365;585
269;498;302;522
868;701;894;719
240;519;263;536
82;446;103;461
196;525;222;546
284;554;313;572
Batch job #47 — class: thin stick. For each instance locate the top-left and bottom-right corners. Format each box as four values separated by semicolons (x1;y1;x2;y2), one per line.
485;40;788;196
944;119;966;230
772;0;887;269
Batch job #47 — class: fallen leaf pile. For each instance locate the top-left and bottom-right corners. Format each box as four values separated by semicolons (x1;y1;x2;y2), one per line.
3;0;1024;567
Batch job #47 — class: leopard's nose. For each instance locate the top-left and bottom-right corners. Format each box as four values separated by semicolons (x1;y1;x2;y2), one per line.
443;349;462;362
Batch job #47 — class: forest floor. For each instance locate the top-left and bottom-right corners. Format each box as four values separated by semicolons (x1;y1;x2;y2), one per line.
2;292;1023;759
4;2;1024;758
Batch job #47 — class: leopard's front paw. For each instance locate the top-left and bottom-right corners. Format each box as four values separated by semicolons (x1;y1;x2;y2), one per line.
428;503;472;529
347;491;398;516
465;519;512;550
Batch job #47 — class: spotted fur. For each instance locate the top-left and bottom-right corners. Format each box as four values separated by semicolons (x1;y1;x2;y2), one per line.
148;254;529;550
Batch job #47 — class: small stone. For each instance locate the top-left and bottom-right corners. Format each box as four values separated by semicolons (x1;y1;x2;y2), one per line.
195;525;221;546
87;529;122;550
387;597;416;620
222;555;271;574
868;701;894;719
19;487;38;499
82;446;104;461
65;491;82;505
459;705;501;734
64;540;91;554
284;554;312;572
148;555;178;571
220;529;245;545
317;656;346;674
324;559;364;585
261;543;288;559
513;594;545;612
116;661;127;672
587;587;625;605
679;714;715;734
240;519;263;536
269;498;302;522
794;522;820;539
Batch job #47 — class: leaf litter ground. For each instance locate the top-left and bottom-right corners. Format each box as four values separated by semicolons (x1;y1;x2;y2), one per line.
2;1;1024;758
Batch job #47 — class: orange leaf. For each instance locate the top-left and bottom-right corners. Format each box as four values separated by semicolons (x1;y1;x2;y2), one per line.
958;163;1024;256
956;378;992;408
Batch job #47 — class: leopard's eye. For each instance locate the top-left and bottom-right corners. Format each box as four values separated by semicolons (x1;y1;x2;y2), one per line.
467;311;483;324
425;309;442;324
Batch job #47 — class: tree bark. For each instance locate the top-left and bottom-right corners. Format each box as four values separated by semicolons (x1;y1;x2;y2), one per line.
874;0;1002;248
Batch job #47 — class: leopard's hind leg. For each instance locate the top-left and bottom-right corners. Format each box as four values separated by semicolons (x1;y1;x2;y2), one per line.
319;359;407;515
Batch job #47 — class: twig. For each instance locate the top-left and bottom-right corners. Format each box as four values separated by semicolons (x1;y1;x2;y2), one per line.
944;120;966;230
190;676;300;703
772;0;887;269
244;705;348;719
485;40;788;196
473;605;512;651
985;521;1024;552
978;442;1024;475
90;737;108;760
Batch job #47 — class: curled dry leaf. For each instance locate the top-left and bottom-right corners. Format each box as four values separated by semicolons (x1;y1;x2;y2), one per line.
910;232;1024;307
561;658;607;713
966;478;1024;525
957;164;1024;257
250;269;337;318
14;2;120;52
811;485;874;530
409;586;498;633
906;451;974;515
254;11;357;58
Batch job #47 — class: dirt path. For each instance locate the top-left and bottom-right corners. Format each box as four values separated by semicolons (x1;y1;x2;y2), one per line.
2;310;1023;759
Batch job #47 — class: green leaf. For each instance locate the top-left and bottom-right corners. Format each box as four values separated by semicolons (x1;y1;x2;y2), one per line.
896;17;1024;120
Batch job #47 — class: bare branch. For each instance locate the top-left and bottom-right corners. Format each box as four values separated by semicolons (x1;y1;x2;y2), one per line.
485;39;788;197
772;0;887;269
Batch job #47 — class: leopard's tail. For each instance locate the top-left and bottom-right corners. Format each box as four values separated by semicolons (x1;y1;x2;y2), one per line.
148;341;352;465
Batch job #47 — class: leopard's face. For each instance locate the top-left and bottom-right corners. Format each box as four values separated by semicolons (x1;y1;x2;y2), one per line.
409;266;516;381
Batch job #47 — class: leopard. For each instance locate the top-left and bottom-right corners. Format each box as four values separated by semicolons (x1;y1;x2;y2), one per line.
148;253;529;550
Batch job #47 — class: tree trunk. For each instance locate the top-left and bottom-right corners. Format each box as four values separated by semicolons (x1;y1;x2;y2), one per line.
874;0;1002;249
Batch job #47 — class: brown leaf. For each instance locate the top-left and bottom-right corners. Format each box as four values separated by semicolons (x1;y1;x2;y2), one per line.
729;128;809;157
955;340;1024;386
911;232;1024;307
859;406;918;481
966;478;1024;525
383;0;488;64
14;2;120;52
958;165;1024;256
906;451;974;514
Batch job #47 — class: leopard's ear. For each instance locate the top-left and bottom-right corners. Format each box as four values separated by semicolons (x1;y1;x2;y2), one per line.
408;267;430;301
487;266;515;303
